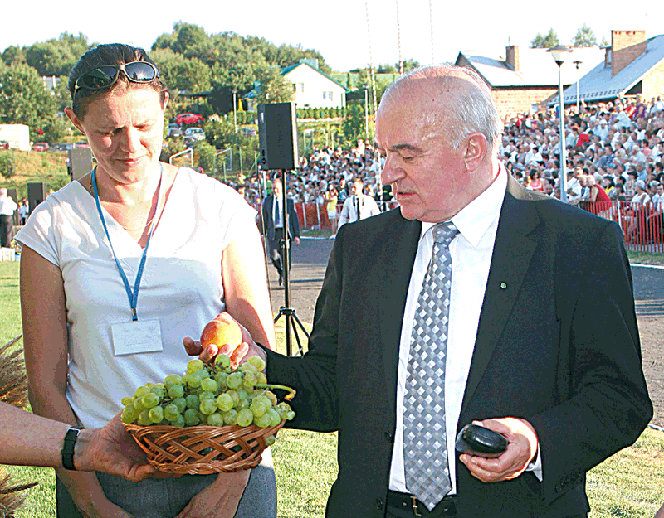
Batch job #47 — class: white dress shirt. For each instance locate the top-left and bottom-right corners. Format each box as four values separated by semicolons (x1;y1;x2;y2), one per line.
389;169;508;495
338;193;380;227
0;195;17;216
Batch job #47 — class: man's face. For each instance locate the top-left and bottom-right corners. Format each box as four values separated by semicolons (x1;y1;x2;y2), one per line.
376;88;478;222
351;181;363;195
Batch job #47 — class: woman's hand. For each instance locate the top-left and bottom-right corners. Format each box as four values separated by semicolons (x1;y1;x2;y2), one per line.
175;470;251;518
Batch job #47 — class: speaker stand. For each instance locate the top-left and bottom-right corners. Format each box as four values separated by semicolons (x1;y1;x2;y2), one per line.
272;170;309;357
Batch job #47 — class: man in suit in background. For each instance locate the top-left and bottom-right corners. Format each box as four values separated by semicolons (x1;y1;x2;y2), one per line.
260;177;300;285
338;177;381;227
198;66;652;517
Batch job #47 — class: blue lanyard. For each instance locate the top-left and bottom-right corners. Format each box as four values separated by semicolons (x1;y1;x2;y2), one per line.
91;165;163;321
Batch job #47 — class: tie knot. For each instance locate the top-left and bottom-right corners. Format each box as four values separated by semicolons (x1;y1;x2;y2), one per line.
432;221;458;246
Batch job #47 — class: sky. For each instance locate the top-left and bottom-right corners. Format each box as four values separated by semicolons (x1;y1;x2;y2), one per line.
2;0;663;72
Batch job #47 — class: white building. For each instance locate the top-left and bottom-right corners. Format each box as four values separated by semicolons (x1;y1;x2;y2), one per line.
283;61;347;109
0;124;30;151
245;60;347;111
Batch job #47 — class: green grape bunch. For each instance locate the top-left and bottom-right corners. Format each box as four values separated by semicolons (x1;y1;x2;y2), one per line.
120;354;295;439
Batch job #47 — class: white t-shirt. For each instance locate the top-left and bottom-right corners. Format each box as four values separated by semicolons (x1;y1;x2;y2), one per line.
16;168;257;428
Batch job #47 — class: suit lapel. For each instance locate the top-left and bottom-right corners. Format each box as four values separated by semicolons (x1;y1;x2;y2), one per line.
460;178;542;417
378;212;421;411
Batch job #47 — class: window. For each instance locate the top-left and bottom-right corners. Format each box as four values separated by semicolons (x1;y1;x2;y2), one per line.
296;83;305;93
323;91;334;100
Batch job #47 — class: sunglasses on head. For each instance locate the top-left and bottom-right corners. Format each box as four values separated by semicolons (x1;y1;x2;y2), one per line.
74;61;159;92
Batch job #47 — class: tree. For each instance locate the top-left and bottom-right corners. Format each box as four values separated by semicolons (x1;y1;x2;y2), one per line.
25;33;90;77
0;63;57;134
172;22;209;56
343;103;366;144
572;24;597;47
254;67;294;105
531;28;560;49
377;64;397;74
149;49;211;93
195;141;217;172
400;59;420;73
2;46;26;66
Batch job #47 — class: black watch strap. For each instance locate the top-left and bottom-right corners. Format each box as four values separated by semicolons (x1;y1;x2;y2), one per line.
61;426;82;471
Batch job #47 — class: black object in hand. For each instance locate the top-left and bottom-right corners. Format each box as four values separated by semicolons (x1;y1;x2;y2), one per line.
455;424;508;458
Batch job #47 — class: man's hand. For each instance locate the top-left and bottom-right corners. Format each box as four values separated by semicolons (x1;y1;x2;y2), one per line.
75;414;155;483
458;417;538;483
294;237;301;245
176;470;250;518
183;312;266;368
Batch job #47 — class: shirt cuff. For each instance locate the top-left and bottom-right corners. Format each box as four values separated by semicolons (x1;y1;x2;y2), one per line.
526;445;543;481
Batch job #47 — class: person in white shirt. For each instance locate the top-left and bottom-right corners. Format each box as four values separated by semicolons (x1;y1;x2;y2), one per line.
337;177;381;227
0;188;17;247
191;65;651;518
18;198;29;225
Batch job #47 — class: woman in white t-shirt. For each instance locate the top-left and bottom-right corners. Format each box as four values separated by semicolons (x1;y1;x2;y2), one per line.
17;44;277;518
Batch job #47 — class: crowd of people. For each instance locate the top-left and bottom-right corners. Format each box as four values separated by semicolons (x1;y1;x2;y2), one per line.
499;96;664;243
233;95;664;244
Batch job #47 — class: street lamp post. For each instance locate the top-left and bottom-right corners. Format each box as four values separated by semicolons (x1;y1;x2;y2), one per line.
364;88;369;141
549;45;572;204
573;60;582;114
232;88;238;133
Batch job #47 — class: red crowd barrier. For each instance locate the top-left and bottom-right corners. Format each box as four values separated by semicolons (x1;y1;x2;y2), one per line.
251;197;663;254
579;201;664;253
293;201;399;231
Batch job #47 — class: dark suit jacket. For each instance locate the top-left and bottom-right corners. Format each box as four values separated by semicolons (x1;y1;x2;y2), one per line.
260;194;300;247
266;178;652;518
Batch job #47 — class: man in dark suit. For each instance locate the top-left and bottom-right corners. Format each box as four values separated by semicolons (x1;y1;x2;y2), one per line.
260;177;300;285
195;66;652;517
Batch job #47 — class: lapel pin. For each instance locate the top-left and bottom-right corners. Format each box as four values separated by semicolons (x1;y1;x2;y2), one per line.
500;282;507;289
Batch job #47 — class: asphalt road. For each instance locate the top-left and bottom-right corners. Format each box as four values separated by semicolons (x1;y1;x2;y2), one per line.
266;238;664;427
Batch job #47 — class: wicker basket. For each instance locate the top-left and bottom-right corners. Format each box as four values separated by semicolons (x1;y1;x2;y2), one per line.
125;420;285;474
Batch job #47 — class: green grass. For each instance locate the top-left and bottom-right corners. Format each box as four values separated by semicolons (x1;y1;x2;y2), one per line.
1;262;663;517
628;251;664;266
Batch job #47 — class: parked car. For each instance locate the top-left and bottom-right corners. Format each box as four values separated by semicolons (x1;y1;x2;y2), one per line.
183;127;205;141
167;123;182;138
175;113;204;125
32;142;50;152
51;143;74;152
0;141;9;150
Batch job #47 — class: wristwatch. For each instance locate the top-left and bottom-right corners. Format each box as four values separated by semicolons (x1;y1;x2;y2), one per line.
61;426;82;470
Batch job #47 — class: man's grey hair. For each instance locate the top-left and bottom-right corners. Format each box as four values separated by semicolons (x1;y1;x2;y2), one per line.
380;65;503;154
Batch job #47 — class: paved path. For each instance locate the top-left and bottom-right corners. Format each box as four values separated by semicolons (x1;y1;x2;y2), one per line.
267;238;664;427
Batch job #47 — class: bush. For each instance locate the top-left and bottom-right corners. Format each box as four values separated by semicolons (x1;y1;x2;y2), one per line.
196;141;217;172
0;153;16;179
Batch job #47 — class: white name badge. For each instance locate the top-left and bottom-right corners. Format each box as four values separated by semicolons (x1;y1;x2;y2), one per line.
111;319;164;356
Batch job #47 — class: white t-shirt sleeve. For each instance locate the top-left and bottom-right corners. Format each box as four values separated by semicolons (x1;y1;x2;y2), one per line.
15;197;60;266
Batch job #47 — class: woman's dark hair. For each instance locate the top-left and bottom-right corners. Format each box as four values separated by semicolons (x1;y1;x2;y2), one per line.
68;43;167;118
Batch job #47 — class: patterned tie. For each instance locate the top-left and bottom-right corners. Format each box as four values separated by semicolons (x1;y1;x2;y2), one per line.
403;221;459;511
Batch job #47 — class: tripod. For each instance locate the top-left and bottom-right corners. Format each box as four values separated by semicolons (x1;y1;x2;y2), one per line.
271;170;309;357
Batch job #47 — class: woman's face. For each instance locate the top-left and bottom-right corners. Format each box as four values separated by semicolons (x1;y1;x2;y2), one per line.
67;87;166;187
